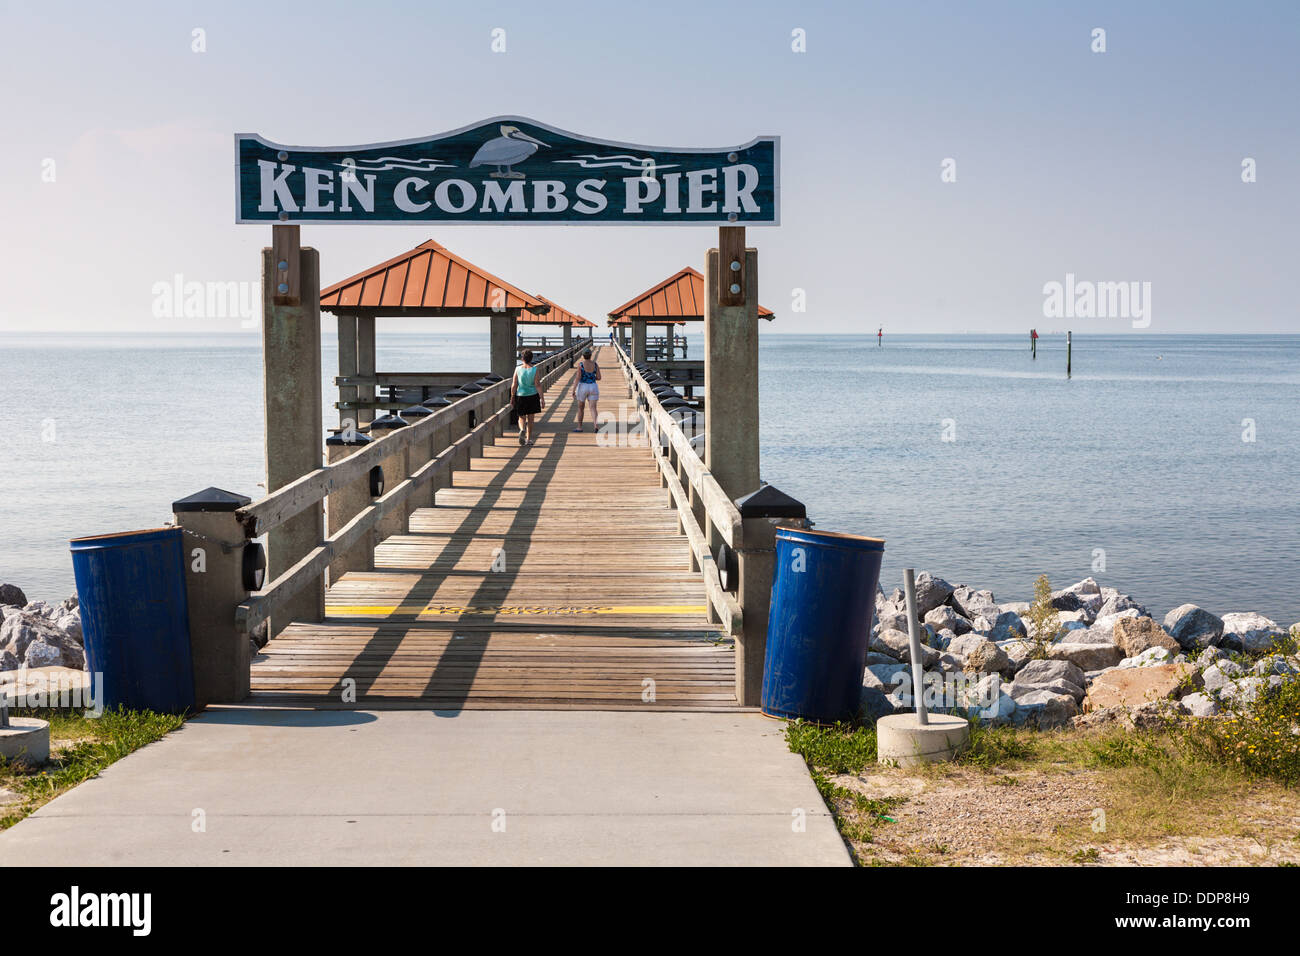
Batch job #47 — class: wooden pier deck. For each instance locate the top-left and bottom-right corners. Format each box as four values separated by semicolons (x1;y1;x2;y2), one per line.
249;348;739;710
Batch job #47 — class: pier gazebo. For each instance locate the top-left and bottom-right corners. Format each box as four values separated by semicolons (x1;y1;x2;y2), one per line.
520;296;595;355
608;266;774;363
320;239;550;424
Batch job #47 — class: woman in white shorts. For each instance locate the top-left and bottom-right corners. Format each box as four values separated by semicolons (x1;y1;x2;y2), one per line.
572;348;601;432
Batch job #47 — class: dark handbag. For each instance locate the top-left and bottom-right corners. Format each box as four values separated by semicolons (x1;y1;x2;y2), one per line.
509;396;519;428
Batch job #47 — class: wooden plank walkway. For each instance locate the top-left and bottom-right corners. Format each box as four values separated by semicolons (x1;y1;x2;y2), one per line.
250;347;739;710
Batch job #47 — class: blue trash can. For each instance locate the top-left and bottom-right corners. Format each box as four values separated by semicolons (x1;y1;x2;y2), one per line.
69;527;195;714
762;527;885;722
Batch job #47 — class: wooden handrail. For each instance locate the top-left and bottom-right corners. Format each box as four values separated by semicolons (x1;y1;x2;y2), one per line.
613;342;741;549
643;410;742;635
235;340;588;538
611;342;743;633
235;404;512;634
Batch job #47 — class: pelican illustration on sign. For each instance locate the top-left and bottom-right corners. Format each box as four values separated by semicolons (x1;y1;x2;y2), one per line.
469;125;549;179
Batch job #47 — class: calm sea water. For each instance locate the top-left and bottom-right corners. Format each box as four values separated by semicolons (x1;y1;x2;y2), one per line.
2;332;1297;625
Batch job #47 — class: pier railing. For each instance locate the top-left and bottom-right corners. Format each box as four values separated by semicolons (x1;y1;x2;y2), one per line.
611;342;743;636
173;338;589;704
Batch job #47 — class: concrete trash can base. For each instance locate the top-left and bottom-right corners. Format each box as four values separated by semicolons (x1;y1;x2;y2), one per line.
0;717;51;764
877;713;970;767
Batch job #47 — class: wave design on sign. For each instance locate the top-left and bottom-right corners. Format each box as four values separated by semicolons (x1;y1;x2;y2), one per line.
339;156;457;173
554;153;680;172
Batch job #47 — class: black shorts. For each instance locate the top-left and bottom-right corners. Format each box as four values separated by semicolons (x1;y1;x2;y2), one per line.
514;392;542;416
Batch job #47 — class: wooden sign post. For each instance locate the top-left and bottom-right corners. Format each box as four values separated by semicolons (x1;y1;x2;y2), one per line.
271;225;301;306
261;236;324;636
704;226;764;704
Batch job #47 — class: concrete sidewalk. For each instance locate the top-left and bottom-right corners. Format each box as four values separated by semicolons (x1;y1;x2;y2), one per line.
0;709;850;866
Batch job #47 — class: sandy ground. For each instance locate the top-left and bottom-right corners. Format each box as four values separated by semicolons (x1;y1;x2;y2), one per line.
832;766;1300;866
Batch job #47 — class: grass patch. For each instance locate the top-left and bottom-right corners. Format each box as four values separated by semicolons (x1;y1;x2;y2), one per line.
825;783;905;847
0;707;185;830
785;719;877;774
783;720;901;861
956;720;1039;771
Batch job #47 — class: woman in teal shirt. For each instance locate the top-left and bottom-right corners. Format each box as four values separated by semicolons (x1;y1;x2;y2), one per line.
511;349;544;446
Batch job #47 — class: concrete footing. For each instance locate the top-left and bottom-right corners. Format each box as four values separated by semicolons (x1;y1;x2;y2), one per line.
876;713;969;767
0;718;50;764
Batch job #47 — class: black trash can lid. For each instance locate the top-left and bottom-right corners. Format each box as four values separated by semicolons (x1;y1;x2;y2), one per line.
172;487;252;512
735;485;808;520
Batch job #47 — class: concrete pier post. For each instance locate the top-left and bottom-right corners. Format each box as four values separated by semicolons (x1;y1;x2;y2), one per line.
173;488;253;706
732;486;806;708
356;315;376;426
563;325;573;347
703;227;766;701
369;416;410;541
490;313;517;380
337;313;358;430
262;243;324;637
325;434;375;585
735;517;775;707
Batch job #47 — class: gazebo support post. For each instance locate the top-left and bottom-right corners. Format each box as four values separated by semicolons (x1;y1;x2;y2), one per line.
261;234;325;637
337;312;358;430
490;312;518;379
563;325;572;347
631;318;648;363
356;315;376;425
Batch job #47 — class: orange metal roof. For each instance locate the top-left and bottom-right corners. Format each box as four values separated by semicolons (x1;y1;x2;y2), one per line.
320;240;546;314
525;296;595;327
607;267;775;325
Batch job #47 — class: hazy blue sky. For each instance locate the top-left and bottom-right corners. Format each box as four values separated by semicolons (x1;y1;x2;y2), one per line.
1;0;1296;333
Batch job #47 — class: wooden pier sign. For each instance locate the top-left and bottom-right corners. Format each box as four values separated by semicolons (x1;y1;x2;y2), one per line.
235;116;778;226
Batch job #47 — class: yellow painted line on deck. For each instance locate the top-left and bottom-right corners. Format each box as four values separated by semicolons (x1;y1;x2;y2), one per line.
328;604;708;617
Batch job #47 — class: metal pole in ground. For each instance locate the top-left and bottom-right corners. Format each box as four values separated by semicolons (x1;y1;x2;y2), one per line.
902;567;928;726
877;568;968;766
